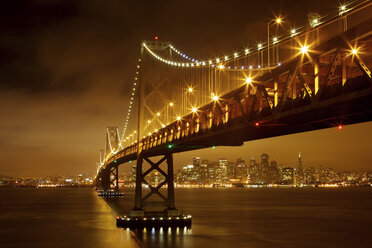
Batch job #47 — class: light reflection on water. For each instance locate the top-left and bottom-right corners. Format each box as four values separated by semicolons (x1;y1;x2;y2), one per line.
0;187;371;248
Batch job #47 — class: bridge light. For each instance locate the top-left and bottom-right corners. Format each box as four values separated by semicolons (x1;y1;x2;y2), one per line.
300;45;309;54
161;124;166;128
258;43;262;50
351;48;358;55
114;160;117;163
169;102;174;107
338;124;343;130
154;36;159;40
192;107;197;113
148;132;151;136
212;94;219;101
155;129;158;132
276;18;281;24
245;48;249;55
212;145;215;149
273;37;278;44
147;120;151;124
218;64;225;69
168;144;174;149
157;112;160;116
245;77;252;84
176;116;181;121
216;58;220;63
224;56;228;61
188;87;193;93
339;5;347;15
312;18;319;27
234;52;238;58
255;122;260;127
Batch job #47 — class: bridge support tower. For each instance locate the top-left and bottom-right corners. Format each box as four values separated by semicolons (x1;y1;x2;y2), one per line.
116;152;192;228
130;152;178;216
99;165;119;192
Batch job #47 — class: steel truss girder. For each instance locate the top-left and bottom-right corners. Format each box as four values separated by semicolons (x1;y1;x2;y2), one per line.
353;55;372;81
134;153;175;210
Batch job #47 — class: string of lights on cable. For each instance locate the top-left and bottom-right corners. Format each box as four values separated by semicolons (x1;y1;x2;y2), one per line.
143;2;354;69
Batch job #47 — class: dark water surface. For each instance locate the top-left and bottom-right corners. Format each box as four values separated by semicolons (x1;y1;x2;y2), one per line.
0;187;371;248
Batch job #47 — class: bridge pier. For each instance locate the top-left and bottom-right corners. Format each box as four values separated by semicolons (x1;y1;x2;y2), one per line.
118;152;191;228
99;165;119;192
131;152;177;215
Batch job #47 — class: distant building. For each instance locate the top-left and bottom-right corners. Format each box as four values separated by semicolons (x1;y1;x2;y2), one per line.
208;162;218;184
236;158;247;183
281;167;294;185
297;152;303;184
216;159;228;184
249;156;260;183
261;153;270;183
200;160;209;184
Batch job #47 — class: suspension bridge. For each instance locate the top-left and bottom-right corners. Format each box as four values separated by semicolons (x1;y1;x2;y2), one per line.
94;1;372;228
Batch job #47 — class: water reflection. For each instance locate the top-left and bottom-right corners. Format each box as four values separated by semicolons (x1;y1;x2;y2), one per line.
131;226;191;248
101;195;192;248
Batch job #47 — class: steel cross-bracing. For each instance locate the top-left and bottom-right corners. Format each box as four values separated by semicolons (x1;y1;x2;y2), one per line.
95;3;372;215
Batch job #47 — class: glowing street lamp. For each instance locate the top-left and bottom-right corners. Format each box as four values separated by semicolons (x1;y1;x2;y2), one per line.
290;28;296;37
212;94;219;101
245;77;252;85
273;37;278;44
351;48;358;55
300;45;309;54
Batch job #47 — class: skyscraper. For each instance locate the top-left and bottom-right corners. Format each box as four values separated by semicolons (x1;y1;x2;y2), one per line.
297;152;303;184
193;157;200;167
249;156;260;183
261;153;270;183
236;158;247;183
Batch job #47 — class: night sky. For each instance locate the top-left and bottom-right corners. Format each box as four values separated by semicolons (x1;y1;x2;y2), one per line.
0;0;371;176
